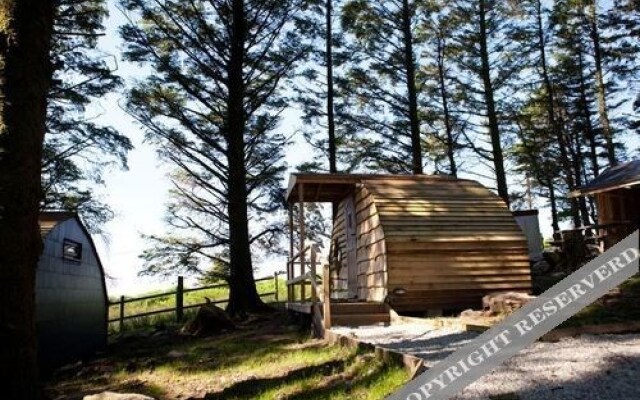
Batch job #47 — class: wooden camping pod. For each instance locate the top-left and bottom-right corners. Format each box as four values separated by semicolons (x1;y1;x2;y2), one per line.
319;175;532;312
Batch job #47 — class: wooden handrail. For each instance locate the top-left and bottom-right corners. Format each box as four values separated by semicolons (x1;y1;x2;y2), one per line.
287;242;322;304
287;272;313;285
289;244;314;263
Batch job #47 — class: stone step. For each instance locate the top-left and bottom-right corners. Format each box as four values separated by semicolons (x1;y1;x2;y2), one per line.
331;312;390;327
331;302;387;315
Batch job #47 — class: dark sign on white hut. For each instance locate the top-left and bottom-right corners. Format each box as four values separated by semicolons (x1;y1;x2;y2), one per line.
37;212;108;370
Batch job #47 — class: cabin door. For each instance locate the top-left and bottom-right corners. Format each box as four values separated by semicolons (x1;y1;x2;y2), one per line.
345;195;358;299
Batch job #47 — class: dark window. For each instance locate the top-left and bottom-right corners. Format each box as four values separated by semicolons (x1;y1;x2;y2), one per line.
62;239;82;261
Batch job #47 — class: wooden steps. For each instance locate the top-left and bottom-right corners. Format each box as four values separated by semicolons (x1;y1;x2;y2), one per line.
329;302;390;327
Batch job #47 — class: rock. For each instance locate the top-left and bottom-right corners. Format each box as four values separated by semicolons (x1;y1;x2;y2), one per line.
482;292;536;315
55;360;83;375
180;304;235;336
167;350;187;358
543;250;562;269
460;309;480;318
531;259;551;275
83;392;156;400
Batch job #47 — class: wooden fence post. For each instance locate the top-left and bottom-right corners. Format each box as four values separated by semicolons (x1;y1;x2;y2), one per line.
274;272;279;302
176;276;184;322
119;295;125;333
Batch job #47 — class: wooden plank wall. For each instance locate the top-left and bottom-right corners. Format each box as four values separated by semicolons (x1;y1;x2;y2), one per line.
363;178;531;312
595;189;640;248
354;185;387;301
329;186;388;302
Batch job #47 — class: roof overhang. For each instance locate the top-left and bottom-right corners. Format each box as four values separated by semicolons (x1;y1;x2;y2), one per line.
285;173;458;203
570;180;640;198
570;159;640;198
286;173;361;203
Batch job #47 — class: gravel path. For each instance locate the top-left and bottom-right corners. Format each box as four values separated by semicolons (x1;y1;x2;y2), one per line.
330;325;640;399
331;324;479;366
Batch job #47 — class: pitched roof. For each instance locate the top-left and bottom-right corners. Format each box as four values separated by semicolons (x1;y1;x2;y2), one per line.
571;159;640;197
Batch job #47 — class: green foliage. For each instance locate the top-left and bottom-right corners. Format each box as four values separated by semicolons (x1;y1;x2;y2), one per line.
338;0;431;173
44;0;132;232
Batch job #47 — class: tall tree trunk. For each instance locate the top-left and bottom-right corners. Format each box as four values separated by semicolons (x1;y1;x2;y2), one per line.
436;34;457;177
535;0;557;135
547;176;560;233
533;0;571;232
577;48;600;177
326;0;338;220
225;0;266;317
535;0;568;180
567;129;592;227
0;0;54;397
400;0;423;174
326;0;337;175
588;0;617;166
555;108;583;226
478;0;509;204
534;0;580;224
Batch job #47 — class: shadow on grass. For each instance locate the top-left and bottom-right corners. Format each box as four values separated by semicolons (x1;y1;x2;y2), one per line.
204;358;352;399
284;359;395;400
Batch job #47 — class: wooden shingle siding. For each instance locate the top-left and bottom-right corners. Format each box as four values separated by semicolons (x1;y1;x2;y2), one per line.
354;185;387;302
330;199;349;296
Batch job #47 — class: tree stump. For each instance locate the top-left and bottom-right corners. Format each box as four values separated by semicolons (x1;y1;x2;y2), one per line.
180;303;235;336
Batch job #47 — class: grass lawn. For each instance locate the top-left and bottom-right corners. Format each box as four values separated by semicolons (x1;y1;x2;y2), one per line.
46;312;409;400
560;275;640;328
109;278;288;333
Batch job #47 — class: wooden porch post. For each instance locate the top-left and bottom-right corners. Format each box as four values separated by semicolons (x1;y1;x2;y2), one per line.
288;204;294;302
310;245;317;302
299;183;306;302
323;263;331;329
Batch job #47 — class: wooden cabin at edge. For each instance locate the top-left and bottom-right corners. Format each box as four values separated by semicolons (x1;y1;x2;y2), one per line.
285;173;532;330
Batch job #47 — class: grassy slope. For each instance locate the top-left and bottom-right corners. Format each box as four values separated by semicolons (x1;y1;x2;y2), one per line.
109;278;288;333
46;314;409;400
560;275;640;328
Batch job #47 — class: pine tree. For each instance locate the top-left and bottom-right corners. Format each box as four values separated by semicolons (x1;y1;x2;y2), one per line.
448;0;523;204
340;0;431;174
121;0;308;316
512;92;563;231
586;0;617;165
419;10;465;177
295;0;361;173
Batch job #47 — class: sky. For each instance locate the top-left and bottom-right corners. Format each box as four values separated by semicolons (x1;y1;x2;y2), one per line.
90;0;633;297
